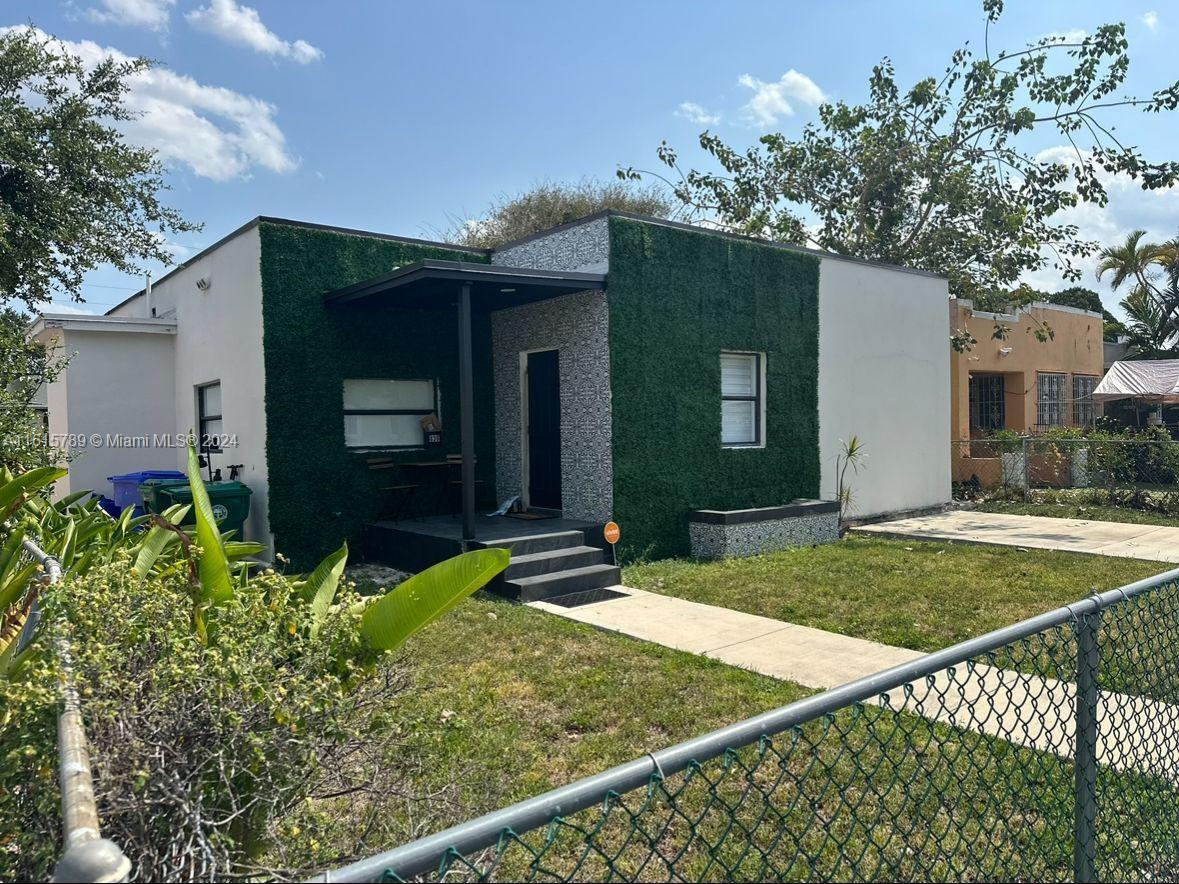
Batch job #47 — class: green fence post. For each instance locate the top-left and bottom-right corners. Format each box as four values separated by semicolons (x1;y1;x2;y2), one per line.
1073;611;1100;884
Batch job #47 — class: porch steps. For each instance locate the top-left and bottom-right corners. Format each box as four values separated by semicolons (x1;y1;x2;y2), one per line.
504;545;607;578
478;529;621;602
499;563;622;603
477;530;587;555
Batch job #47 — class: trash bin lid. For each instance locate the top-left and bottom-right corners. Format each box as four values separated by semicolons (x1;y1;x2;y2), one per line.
163;481;252;502
108;470;186;483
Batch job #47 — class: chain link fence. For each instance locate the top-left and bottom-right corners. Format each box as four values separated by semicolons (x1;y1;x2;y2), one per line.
954;434;1179;502
313;568;1179;883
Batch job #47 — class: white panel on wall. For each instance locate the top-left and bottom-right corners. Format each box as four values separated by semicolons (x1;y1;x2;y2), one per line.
818;259;951;517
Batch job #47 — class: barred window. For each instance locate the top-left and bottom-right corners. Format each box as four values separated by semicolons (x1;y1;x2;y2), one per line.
1037;373;1067;428
1073;375;1099;427
969;374;1005;434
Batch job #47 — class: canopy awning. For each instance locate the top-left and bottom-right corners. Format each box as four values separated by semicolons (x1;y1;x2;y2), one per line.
323;259;606;548
324;259;606;310
1093;359;1179;403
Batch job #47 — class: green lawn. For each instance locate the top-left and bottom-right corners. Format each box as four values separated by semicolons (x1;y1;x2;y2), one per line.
295;592;812;869
624;535;1167;652
977;499;1179;527
296;579;1177;881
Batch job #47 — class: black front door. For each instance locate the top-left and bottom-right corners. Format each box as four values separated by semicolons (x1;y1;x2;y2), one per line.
526;349;561;510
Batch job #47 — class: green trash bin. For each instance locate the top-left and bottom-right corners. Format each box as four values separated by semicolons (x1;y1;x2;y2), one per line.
142;479;253;540
140;477;189;517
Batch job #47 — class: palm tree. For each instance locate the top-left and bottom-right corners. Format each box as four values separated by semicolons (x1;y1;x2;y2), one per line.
1118;288;1173;359
1097;230;1179;358
1096;230;1169;292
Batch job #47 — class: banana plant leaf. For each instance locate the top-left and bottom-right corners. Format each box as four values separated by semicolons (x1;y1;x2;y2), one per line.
224;540;264;560
185;444;233;604
0;467;66;521
360;547;509;652
300;542;348;639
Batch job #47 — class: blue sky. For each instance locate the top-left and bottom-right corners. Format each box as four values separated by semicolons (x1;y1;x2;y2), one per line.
11;0;1179;316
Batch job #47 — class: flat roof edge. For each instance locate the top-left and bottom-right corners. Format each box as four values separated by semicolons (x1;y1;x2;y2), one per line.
32;313;178;335
490;209;947;281
105;216;488;316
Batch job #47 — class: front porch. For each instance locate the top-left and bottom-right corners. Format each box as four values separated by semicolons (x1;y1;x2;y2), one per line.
363;514;619;600
325;259;610;554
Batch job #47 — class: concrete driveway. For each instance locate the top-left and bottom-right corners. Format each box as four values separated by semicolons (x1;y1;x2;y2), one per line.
854;509;1179;562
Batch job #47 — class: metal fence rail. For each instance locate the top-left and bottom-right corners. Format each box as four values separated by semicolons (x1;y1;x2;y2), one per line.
20;539;131;883
314;566;1179;883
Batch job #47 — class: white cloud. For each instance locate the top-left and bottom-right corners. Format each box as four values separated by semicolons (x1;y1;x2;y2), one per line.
45;300;105;316
86;0;175;31
738;70;825;126
676;101;721;125
2;25;297;181
1022;145;1179;319
1143;11;1159;31
186;0;323;63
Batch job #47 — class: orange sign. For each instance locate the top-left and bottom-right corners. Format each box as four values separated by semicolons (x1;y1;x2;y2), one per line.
604;521;620;545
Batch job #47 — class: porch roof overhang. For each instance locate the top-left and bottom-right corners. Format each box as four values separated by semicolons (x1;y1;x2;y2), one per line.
323;259;606;310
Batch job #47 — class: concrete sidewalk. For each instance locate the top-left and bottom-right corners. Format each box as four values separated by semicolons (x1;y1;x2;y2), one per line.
854;509;1179;562
531;588;1179;775
531;588;924;688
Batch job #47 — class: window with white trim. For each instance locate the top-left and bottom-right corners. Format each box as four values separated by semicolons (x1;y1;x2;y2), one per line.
720;352;764;447
197;382;222;452
1037;372;1067;428
343;379;436;448
1073;375;1099;427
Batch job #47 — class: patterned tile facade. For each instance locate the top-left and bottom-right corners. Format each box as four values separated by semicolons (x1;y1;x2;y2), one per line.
490;290;614;522
491;217;610;272
688;511;840;559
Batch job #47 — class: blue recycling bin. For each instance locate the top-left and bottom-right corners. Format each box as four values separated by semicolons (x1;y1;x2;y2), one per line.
108;470;186;516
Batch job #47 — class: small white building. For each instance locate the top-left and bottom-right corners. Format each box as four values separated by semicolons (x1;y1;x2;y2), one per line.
32;212;950;567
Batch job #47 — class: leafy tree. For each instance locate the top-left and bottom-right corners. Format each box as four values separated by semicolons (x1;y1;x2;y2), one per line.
0;308;66;470
447;178;677;249
1096;229;1179;357
0;27;198;309
1044;286;1102;314
622;1;1179;302
1041;285;1124;342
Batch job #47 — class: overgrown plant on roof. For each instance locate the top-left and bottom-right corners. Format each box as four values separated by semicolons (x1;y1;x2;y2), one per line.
444;178;678;248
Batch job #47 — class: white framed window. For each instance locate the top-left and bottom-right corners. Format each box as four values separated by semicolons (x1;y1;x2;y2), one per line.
1073;375;1100;427
343;379;436;449
721;351;765;447
1037;372;1067;428
197;381;222;452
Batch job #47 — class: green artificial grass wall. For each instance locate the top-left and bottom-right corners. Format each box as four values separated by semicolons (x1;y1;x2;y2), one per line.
606;217;821;560
258;222;495;568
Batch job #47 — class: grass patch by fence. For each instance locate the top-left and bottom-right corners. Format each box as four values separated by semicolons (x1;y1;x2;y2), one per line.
623;536;1166;652
977;498;1179;527
285;594;814;871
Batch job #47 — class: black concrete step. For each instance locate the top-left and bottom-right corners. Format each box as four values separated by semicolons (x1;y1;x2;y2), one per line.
504;545;605;580
475;530;585;556
500;563;622;603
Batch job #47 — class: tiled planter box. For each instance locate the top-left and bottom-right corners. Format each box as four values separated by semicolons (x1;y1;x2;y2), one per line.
688;500;840;560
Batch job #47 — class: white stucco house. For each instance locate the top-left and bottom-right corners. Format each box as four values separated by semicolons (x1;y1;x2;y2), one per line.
31;211;950;587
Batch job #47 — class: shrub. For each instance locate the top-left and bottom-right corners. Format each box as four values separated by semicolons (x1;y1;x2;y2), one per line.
0;445;509;880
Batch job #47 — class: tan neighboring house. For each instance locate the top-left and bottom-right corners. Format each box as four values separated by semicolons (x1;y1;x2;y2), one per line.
950;298;1105;440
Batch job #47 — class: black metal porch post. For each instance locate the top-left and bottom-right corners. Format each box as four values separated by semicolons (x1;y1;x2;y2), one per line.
457;282;476;547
